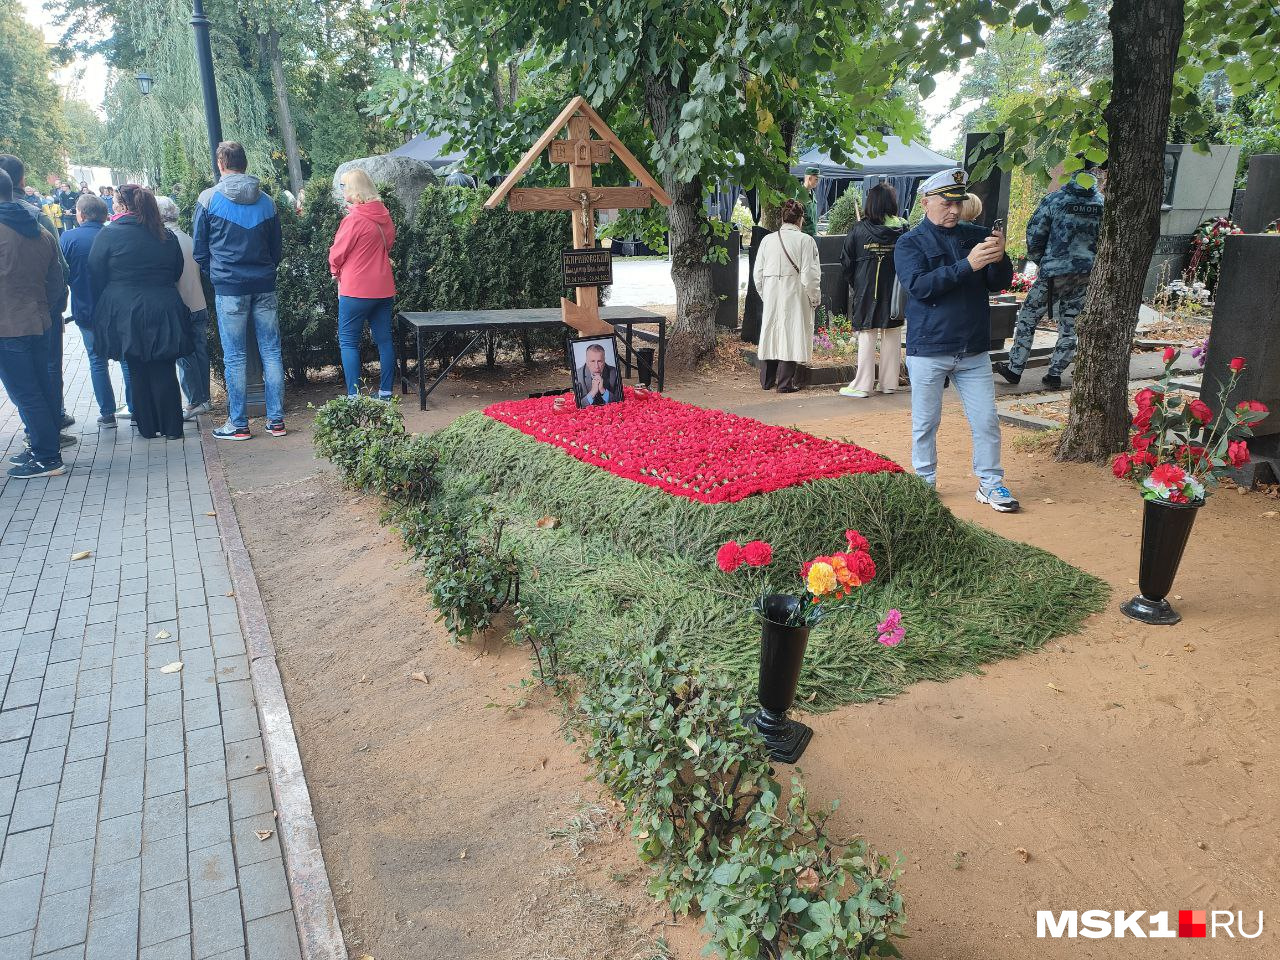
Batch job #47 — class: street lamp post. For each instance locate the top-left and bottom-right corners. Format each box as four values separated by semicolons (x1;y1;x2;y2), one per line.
190;0;224;181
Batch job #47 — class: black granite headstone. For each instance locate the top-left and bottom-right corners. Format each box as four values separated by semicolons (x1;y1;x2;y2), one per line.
964;131;1011;229
1238;153;1280;233
711;229;741;328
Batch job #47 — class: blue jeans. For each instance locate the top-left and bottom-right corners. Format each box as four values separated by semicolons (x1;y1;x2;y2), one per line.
77;324;117;419
904;351;1004;491
177;308;211;406
0;334;61;463
215;292;285;427
45;317;65;418
337;296;396;397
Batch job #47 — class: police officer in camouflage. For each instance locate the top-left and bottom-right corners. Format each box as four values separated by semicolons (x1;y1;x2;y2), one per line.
994;159;1105;390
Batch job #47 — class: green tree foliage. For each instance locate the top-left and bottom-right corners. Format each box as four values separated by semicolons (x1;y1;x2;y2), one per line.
0;0;70;182
61;97;107;166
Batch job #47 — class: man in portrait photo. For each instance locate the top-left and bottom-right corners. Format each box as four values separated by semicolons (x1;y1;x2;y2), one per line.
575;341;623;406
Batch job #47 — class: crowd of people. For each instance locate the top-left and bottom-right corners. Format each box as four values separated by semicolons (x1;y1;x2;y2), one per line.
0;141;400;478
753;160;1105;515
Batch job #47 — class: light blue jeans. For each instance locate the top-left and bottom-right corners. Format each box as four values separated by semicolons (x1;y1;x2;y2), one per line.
177;308;211;407
215;293;285;428
77;324;117;419
904;351;1005;491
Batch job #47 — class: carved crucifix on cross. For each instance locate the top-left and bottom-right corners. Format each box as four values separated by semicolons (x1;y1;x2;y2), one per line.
485;97;672;335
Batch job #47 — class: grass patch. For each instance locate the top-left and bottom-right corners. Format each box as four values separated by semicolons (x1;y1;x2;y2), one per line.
430;412;1109;711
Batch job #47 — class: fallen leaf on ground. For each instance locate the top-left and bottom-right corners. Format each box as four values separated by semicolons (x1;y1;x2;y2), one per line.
538;757;548;769
684;737;701;756
1127;579;1137;585
795;866;821;891
357;674;370;684
1046;682;1064;692
1264;511;1277;518
255;830;274;841
459;849;467;860
1042;498;1055;504
254;764;266;772
71;550;92;561
1196;840;1207;850
410;671;429;684
159;661;183;673
205;511;216;517
1183;643;1196;652
536;515;560;529
1016;847;1031;863
225;591;235;597
155;629;171;640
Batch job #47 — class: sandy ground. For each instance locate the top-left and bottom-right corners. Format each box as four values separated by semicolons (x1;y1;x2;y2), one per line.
214;349;1280;959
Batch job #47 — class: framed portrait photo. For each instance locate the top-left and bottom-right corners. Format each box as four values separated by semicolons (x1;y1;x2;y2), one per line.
568;334;625;408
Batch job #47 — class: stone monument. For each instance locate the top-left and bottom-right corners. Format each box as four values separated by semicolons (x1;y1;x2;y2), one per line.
1200;233;1280;484
1237;153;1280;233
964;131;1011;230
333;155;438;219
1143;143;1239;296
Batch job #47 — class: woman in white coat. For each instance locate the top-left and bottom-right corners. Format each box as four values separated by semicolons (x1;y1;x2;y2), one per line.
752;198;822;393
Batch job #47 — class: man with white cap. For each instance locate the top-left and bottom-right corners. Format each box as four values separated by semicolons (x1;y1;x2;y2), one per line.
894;167;1019;512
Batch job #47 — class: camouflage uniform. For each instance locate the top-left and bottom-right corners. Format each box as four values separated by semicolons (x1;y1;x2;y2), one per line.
1005;178;1104;377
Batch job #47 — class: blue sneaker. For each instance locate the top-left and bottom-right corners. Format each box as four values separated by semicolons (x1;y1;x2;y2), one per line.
8;458;66;479
977;485;1020;513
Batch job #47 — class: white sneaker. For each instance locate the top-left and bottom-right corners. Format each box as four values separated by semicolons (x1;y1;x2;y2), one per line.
838;385;870;398
115;406;132;420
976;485;1021;513
183;402;212;421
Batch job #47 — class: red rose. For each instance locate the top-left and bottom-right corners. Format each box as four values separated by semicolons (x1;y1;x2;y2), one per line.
850;549;877;584
1131;435;1153;453
1132;450;1157;467
1134;388;1162;410
1237;400;1269;417
1132;407;1154;432
1162;347;1176;364
1229;357;1246;373
1149;463;1186;488
1228;440;1250;468
1177;445;1205;462
844;529;869;552
1187;398;1213;423
741;540;773;567
1112;454;1133;478
716;541;744;573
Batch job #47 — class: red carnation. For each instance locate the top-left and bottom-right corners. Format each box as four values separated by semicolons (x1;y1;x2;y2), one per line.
1229;357;1246;373
1132;450;1157;467
1112;454;1132;478
1130;435;1153;453
1134;388;1162;410
844;529;869;552
1149;463;1186;488
1187;398;1213;423
1237;400;1269;416
1132;407;1154;432
850;549;877;584
1228;440;1250;468
1162;346;1176;364
716;541;744;573
741;540;773;567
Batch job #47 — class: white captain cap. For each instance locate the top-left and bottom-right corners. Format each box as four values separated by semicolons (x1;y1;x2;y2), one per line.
920;167;970;201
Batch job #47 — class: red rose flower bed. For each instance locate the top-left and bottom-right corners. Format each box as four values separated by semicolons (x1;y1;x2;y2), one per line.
483;388;902;504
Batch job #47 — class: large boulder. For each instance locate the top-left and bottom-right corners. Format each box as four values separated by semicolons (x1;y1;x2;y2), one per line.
332;155;437;220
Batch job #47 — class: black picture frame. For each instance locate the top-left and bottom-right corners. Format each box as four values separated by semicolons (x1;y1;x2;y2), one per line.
567;333;625;408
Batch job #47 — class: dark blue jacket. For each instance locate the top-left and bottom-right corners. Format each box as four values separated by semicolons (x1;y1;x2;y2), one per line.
894;217;1013;357
192;174;281;295
60;221;104;328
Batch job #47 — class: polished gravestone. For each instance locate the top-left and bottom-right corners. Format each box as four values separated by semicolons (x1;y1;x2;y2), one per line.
1143;143;1240;297
1237;153;1280;233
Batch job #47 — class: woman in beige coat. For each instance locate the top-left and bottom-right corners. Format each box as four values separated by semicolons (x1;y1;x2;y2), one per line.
752;198;821;392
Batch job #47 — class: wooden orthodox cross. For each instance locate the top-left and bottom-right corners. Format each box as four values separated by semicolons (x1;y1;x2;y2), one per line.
485;96;672;335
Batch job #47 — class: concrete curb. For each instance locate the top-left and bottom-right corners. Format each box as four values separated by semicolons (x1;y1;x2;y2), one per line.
197;421;349;960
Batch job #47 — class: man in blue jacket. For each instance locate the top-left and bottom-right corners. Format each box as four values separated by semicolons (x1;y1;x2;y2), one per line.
193;141;286;440
994;160;1105;390
894;168;1019;512
60;193;123;427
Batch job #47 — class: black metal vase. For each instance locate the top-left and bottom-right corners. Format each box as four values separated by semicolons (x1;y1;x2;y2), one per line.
750;594;813;763
1120;498;1203;626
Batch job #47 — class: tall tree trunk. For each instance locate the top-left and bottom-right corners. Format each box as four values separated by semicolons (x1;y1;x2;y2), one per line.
1056;0;1185;462
259;29;304;196
645;77;717;362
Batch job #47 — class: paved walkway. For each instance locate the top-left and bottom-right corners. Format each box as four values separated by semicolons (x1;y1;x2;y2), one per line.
0;327;303;959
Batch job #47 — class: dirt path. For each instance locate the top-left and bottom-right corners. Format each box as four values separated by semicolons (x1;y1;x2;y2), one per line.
215;359;1279;959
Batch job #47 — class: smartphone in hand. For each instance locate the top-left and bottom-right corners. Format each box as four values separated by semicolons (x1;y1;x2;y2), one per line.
990;217;1006;235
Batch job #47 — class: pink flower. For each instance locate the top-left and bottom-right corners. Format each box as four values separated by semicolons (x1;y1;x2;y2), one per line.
877;609;904;646
716;541;744;573
844;529;869;552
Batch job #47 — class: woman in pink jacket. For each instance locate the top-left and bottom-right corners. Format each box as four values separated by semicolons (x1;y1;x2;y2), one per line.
329;168;396;397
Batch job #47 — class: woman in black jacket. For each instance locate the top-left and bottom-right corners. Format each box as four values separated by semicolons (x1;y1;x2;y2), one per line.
838;183;907;398
89;185;190;439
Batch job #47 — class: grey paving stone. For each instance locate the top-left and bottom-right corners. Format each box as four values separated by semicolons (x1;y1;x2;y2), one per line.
29;715;72;754
146;691;183;726
184;728;223;769
182;698;220;732
59;755;105;802
0;738;25;777
0;873;43;937
186;800;231;853
227;773;273;821
95;812;142;866
10;783;59;832
186;760;227;808
84;906;138;960
222;739;264;783
112;653;145;684
0;706;37;742
0;826;52;882
0;775;17;817
141;791;186;843
146;720;185;761
98;775;144;821
140;832;188;893
0;929;35;958
42;837;95;896
71;694;110;729
144;754;185;800
138;934;190;960
111;679;147;710
235;857;291;922
87;857;141;921
78;644;114;671
3;677;44;710
11;653;52;682
244;910;301;960
187;841;235;901
228;814;281;869
104;738;144;782
37;684;77;719
32;882;91;954
19;745;67;790
219;708;259;746
190;887;243;960
209;633;245;660
108;706;146;744
139;879;190;949
28;942;85;959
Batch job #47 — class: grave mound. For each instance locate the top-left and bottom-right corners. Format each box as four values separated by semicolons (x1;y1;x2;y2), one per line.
430;401;1108;711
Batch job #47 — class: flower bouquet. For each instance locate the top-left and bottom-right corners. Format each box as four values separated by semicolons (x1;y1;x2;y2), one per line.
716;530;903;761
1003;272;1034;295
1113;349;1268;625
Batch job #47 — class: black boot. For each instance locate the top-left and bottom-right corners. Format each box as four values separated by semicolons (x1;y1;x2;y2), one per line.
1042;372;1063;390
993;361;1021;385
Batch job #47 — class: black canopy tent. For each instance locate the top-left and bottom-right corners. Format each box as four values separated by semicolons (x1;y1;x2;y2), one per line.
389;132;467;171
790;137;956;219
